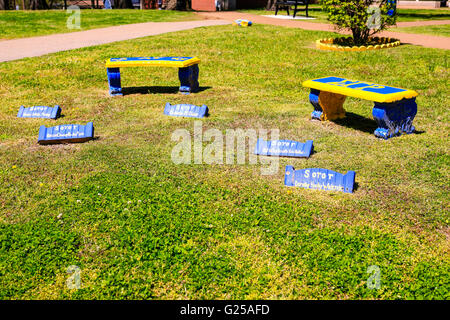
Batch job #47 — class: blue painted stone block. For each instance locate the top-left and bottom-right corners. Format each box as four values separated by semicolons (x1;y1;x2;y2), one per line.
284;166;356;193
372;98;417;139
178;65;199;94
38;122;94;145
254;139;313;158
107;67;122;96
164;103;208;118
309;89;323;120
17;105;61;119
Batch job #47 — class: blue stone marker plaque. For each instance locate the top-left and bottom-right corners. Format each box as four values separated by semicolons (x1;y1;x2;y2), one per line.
38;122;94;145
254;139;313;158
163;103;208;118
284;166;356;193
17;105;61;119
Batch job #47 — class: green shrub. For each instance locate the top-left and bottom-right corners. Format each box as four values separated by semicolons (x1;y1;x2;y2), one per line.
321;0;397;45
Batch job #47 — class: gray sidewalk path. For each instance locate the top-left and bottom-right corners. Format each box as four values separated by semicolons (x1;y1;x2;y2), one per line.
0;19;229;63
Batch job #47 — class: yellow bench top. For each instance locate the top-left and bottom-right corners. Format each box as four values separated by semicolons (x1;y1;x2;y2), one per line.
105;56;200;68
302;76;418;103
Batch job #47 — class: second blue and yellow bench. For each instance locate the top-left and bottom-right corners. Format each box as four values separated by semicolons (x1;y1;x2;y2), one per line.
105;56;200;96
302;76;418;139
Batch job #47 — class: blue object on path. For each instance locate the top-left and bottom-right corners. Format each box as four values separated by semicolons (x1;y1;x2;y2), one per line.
233;19;252;27
38;122;94;145
104;0;112;9
164;103;208;118
284;166;355;193
254;139;313;158
17;105;61;119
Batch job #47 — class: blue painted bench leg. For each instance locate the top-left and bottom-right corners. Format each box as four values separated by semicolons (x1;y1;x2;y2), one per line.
107;67;122;96
178;65;199;94
372;97;417;139
309;89;323;120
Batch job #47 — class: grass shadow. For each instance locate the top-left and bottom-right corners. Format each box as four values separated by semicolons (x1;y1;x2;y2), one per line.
122;86;212;95
332;112;378;134
333;113;426;136
397;13;450;20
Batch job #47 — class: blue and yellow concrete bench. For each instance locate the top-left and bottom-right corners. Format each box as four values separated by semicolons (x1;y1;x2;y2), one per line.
302;76;419;139
105;56;200;96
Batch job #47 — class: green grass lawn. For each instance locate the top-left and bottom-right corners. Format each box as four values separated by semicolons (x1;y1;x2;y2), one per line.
0;9;199;40
394;7;450;21
393;24;450;37
0;24;449;299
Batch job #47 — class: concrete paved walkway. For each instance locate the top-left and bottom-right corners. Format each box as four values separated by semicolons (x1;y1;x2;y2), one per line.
0;19;229;63
198;12;450;50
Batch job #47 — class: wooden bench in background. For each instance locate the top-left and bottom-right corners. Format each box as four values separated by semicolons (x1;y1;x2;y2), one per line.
275;0;310;18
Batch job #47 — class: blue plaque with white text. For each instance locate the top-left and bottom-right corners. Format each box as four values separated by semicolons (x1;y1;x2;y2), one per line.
38;122;94;145
284;166;355;193
164;103;208;118
17;105;61;119
254;139;313;158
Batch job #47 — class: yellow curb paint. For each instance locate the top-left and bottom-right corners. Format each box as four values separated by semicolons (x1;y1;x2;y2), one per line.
316;37;401;52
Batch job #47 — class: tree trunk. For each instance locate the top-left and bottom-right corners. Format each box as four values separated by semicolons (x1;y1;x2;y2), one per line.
116;0;133;8
266;0;275;10
165;0;189;10
165;0;176;9
351;27;370;46
30;0;49;9
0;0;10;10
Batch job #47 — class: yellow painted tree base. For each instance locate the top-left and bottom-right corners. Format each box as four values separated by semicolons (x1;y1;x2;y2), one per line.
316;37;401;52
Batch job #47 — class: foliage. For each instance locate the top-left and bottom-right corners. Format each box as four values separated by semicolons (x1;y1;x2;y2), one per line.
321;0;397;45
1;0;60;10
